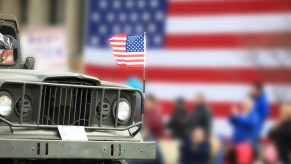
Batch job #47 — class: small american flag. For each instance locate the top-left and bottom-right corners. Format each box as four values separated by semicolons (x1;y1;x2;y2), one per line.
109;34;146;67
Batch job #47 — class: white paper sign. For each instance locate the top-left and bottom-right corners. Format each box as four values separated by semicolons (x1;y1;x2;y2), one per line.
20;27;68;71
58;126;88;141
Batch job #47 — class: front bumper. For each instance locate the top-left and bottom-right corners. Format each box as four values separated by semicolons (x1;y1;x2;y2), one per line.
0;139;156;160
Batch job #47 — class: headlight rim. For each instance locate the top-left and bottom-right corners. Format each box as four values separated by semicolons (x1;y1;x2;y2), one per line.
14;95;32;118
0;90;14;117
112;97;132;123
96;99;111;120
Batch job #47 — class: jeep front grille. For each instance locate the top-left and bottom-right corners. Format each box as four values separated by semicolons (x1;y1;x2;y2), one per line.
40;86;92;126
0;81;144;136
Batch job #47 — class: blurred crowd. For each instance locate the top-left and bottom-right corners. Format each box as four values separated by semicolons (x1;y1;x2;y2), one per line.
128;80;291;164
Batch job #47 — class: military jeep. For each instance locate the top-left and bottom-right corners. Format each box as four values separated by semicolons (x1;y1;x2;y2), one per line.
0;14;155;164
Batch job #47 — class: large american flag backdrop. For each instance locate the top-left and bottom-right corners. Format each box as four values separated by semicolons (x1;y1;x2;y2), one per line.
83;0;291;137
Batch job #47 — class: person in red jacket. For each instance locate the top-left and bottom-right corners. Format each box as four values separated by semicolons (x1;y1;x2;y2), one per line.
144;94;166;140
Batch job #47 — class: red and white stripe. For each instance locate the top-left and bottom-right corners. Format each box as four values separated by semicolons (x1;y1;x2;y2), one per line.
84;0;291;136
109;34;145;67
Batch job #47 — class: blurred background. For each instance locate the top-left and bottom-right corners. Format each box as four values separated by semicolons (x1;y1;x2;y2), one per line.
1;0;291;163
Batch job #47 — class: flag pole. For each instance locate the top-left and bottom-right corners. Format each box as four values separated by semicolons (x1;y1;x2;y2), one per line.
143;32;146;94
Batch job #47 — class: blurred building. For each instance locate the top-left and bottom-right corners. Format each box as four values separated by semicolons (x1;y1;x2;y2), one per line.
0;0;85;71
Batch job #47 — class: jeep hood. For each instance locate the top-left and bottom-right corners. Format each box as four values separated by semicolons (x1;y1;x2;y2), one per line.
0;69;130;88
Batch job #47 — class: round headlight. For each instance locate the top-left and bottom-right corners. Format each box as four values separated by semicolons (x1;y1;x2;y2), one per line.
117;98;131;122
0;92;13;117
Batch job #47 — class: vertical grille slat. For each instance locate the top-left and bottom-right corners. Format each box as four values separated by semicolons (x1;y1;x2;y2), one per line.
83;89;89;125
19;84;26;125
78;89;83;126
57;88;62;125
41;86;47;124
88;89;93;125
51;88;57;124
99;89;105;127
73;88;79;125
46;87;52;125
92;90;98;126
37;85;43;125
68;89;73;124
115;90;121;128
63;88;68;125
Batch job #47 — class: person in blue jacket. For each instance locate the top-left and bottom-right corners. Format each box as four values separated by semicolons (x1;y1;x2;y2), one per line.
250;82;269;130
250;82;269;155
226;97;259;163
229;97;259;144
